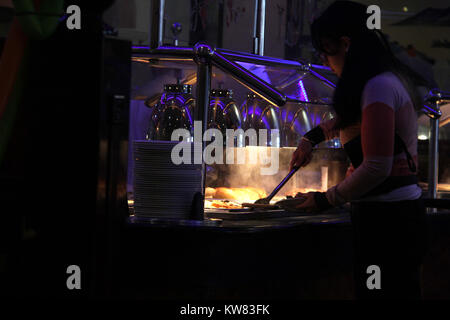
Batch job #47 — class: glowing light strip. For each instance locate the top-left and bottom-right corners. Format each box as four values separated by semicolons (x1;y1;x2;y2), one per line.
298;80;309;102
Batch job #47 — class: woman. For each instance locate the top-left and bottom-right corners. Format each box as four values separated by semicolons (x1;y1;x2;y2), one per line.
290;1;428;299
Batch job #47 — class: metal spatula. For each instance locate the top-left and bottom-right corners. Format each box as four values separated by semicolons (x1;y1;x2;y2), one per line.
253;166;300;205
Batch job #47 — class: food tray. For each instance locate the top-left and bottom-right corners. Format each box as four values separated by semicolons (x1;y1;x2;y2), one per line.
204;208;310;220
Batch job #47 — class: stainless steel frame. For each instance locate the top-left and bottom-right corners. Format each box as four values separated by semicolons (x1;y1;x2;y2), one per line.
150;0;267;54
423;89;450;199
193;44;212;207
253;0;266;56
131;43;339;219
134;47;335;102
138;45;288;106
150;0;165;49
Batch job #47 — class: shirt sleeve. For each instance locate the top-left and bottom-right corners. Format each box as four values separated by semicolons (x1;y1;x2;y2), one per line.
326;76;396;206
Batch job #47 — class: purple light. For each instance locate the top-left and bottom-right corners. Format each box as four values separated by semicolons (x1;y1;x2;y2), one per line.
310;70;336;88
262;117;270;130
210;99;225;111
251;106;262;117
59;14;68;22
185;105;193;125
175;96;187;105
165;93;175;102
160;93;166;105
213;51;283;102
287;112;294;123
224;52;302;68
132;46;149;50
298;80;309;102
314;114;321;126
156;46;194;52
311;64;332;70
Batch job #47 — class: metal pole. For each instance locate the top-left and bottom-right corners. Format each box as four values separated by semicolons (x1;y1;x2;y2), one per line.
423;89;444;200
259;0;266;56
428;117;439;199
218;0;224;48
158;0;165;47
252;0;259;55
253;0;266;56
194;46;211;138
193;43;213;220
149;0;165;49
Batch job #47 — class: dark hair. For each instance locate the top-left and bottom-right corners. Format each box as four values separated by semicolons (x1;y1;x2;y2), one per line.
311;1;428;128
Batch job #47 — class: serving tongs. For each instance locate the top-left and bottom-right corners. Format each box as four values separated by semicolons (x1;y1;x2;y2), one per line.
242;166;300;209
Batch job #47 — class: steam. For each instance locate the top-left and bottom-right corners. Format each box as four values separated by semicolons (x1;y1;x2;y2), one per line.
209;147;333;196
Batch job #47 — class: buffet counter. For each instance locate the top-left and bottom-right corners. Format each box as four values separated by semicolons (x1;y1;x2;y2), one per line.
126;207;351;233
118;205;450;300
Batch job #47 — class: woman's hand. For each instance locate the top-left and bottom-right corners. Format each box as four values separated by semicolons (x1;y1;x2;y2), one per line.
295;191;333;212
294;192;318;212
289;137;313;170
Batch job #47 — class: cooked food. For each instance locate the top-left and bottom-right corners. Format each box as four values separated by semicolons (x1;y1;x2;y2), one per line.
205;186;325;210
209;187;267;202
246;187;267;198
204;199;242;209
230;188;259;201
205;187;216;198
214;187;237;200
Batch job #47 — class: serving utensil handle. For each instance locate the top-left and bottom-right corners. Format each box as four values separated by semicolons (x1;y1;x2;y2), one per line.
266;165;300;202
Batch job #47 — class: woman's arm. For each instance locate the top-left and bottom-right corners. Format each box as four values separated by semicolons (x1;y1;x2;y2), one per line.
318;117;340;141
290;117;340;169
325;79;396;206
302;118;339;145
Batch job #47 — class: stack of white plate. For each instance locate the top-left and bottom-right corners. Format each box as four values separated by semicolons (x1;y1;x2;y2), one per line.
133;140;202;219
